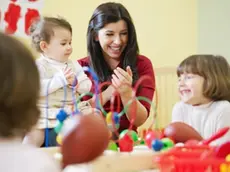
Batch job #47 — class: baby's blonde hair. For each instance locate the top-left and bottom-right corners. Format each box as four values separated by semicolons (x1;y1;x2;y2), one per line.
30;16;72;52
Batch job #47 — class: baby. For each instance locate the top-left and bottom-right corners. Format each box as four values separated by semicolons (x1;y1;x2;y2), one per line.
23;16;95;147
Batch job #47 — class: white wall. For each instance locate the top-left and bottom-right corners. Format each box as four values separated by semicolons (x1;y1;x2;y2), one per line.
198;0;230;62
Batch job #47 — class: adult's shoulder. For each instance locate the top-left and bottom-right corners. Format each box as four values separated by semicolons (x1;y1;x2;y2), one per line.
137;54;152;64
136;54;154;75
77;56;90;67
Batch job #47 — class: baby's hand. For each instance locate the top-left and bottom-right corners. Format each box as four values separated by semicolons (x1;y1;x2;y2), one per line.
63;67;77;86
77;101;101;115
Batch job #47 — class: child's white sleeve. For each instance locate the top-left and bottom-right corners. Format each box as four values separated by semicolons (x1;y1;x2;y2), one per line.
211;105;230;146
37;64;68;96
172;102;184;122
73;61;92;94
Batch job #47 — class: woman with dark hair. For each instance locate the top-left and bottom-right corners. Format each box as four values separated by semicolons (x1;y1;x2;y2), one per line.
78;2;155;133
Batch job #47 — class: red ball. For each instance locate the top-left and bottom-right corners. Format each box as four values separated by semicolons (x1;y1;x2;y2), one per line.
61;113;110;168
185;139;200;146
164;122;203;143
145;130;161;148
214;141;230;158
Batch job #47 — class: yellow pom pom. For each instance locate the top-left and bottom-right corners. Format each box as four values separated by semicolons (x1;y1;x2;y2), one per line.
226;154;230;162
106;112;112;124
56;134;62;145
220;163;230;172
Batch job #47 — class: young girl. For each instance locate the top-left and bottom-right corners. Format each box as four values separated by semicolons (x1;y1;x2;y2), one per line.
0;32;60;171
172;54;230;145
23;16;93;147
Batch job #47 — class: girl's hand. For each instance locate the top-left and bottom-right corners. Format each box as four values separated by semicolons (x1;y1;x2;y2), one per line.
111;66;133;96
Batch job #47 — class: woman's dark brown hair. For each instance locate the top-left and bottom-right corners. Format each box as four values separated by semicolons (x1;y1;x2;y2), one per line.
87;2;139;83
177;54;230;102
0;32;40;137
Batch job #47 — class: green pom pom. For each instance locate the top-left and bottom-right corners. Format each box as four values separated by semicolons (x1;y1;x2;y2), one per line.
107;141;118;151
161;138;174;150
54;122;63;134
140;139;145;145
119;129;139;142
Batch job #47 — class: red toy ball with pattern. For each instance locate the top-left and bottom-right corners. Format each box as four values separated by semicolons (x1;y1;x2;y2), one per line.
164;122;203;143
61;113;110;168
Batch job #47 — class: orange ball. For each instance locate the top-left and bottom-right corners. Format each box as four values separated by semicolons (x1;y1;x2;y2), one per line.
61;113;110;168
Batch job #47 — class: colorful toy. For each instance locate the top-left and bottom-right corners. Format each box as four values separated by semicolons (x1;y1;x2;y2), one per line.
119;129;139;142
151;139;163;151
154;127;230;172
44;67;112;168
107;141;118;151
43;65;230;172
144;130;162;148
46;66;215;170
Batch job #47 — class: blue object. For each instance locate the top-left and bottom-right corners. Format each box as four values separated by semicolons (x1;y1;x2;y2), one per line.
151;139;163;151
41;128;58;147
82;67;100;109
56;109;68;122
113;112;120;124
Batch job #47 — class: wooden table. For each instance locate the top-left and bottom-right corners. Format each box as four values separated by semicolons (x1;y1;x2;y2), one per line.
41;145;160;172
